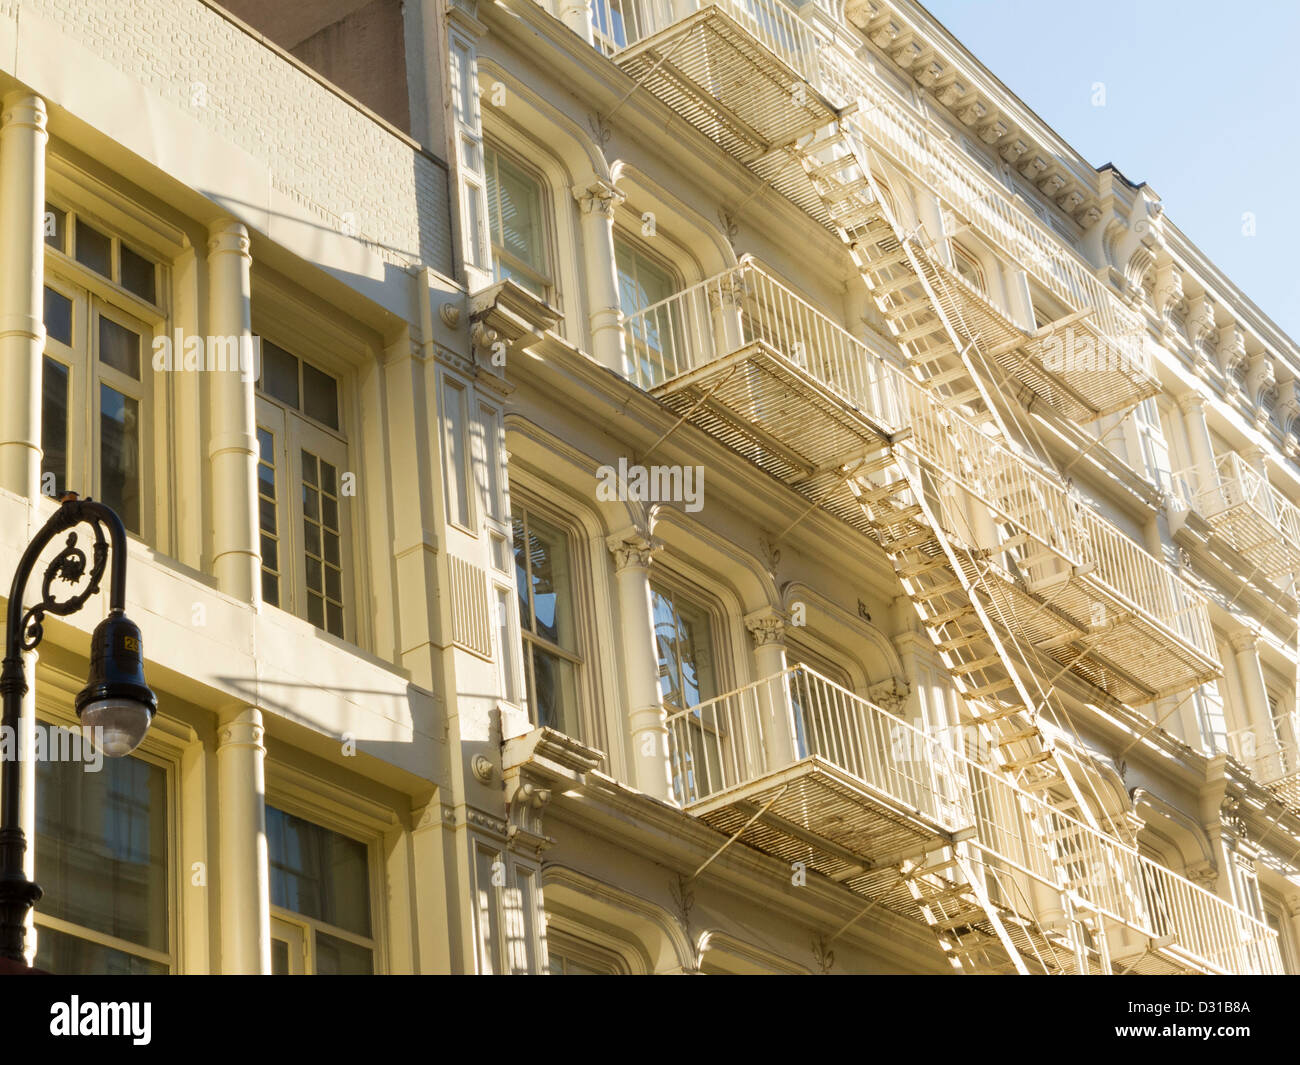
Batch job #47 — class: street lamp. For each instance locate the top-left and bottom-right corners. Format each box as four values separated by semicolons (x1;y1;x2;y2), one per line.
0;493;157;964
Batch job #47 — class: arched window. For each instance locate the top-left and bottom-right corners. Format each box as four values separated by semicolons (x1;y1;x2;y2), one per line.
950;241;987;294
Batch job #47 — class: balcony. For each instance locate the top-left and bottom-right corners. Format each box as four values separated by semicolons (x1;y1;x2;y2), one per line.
590;0;1161;421
626;261;1221;699
1175;451;1300;583
668;666;1282;974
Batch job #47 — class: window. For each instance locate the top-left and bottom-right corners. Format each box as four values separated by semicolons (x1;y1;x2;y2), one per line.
40;275;151;534
443;377;473;531
512;505;581;734
651;582;717;712
484;146;550;297
267;805;376;974
616;237;679;386
951;242;987;294
787;642;854;759
653;582;723;800
34;740;170;974
257;341;350;639
591;0;652;53
45;201;158;305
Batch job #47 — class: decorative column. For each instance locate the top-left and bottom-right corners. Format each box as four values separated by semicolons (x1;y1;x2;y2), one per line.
745;609;796;769
574;180;627;377
708;269;747;361
606;533;674;803
0;93;47;499
216;706;271;974
558;0;594;43
1228;630;1281;779
206;220;260;603
1177;391;1218;504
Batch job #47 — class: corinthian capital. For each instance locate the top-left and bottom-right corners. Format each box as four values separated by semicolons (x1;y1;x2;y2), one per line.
744;608;786;648
574;179;625;220
606;533;659;571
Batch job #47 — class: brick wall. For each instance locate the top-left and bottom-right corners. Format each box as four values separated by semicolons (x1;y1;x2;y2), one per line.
27;0;453;275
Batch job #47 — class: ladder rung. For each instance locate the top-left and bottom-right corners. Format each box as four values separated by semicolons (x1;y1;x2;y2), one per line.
922;365;972;388
937;630;985;653
873;503;923;527
888;294;932;317
858;478;909;504
897;318;947;343
964;679;1017;699
992;726;1041;746
970;704;1023;725
890;529;936;551
867;271;919;297
932;908;988;931
1004;751;1054;772
926;605;974;627
914;577;964;599
900;554;950;578
950;654;1002;675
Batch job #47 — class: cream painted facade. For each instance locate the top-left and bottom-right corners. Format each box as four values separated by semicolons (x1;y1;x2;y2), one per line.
1;0;1298;976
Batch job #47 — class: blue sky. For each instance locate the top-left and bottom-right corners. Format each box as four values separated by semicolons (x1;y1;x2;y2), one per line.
919;0;1300;343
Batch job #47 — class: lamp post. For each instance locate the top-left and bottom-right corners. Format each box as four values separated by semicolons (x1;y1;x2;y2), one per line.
0;493;157;964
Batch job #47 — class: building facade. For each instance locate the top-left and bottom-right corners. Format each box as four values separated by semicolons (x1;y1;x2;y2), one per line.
1;0;1298;974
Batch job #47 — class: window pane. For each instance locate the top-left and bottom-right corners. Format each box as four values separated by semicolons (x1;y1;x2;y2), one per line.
98;316;141;379
315;931;374;975
270;937;290;975
44;202;66;251
531;644;577;735
301;452;343;638
42;357;69;498
486;147;548;293
515;511;574;650
444;380;471;527
260;341;300;409
267;806;371;938
651;585;714;710
75;219;113;276
35;926;167;976
257;426;279;607
119;244;156;304
302;362;339;430
35;748;168;955
44;287;72;346
100;385;140;534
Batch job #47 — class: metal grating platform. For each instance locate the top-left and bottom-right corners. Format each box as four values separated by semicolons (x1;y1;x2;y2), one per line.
615;7;840;166
651;340;894;493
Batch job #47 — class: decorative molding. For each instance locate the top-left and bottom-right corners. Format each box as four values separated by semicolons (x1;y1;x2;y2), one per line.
867;677;910;715
606;533;660;571
744;608;787;648
574;178;625;219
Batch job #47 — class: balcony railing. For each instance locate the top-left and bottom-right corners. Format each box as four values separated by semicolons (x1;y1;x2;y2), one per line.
587;0;1159;403
624;261;1220;680
1175;452;1300;579
668;666;1282;974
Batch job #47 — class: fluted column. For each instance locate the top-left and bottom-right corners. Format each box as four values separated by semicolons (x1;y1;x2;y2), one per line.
607;533;674;803
574;181;627;376
745;609;796;769
206;220;260;602
0;93;47;498
216;706;271;974
1228;630;1280;778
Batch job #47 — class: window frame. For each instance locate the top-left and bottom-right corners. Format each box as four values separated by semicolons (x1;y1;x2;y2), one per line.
41;261;158;541
614;231;682;387
511;502;584;734
255;390;353;641
482;142;554;299
30;708;178;975
262;785;388;977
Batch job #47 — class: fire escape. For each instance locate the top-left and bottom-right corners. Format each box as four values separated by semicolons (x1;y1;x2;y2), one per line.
576;0;1281;973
